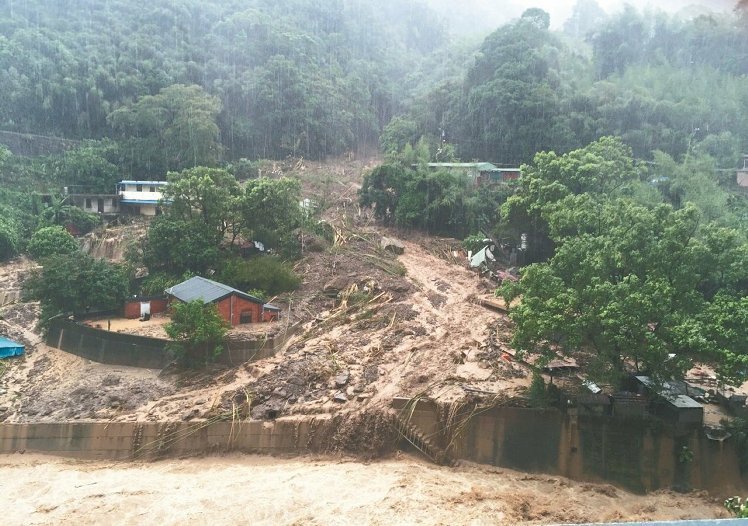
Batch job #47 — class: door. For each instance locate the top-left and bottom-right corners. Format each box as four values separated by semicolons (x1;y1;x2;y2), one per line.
97;198;104;212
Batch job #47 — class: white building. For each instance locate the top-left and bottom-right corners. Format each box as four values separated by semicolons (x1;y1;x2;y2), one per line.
117;180;168;216
738;155;748;188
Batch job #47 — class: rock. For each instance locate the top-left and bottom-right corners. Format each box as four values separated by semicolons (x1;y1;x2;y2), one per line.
335;372;350;387
323;276;350;297
333;391;348;403
380;236;405;255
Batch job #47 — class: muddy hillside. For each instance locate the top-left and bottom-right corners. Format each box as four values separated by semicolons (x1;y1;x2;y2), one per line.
0;157;530;424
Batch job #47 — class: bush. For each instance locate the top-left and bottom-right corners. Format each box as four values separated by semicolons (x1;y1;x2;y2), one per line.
0;217;19;261
27;226;79;259
165;300;228;367
217;256;301;297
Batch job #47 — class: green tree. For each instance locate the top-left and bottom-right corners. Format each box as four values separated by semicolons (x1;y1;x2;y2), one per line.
108;84;222;176
53;140;121;192
502;199;748;386
39;194;99;234
163;166;243;242
165;300;228;367
243;177;302;256
0;215;19;261
24;254;129;323
217;255;301;297
502;136;638;263
142;217;220;276
27;226;79;260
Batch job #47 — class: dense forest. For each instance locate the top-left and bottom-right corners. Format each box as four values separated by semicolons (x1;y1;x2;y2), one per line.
0;0;746;171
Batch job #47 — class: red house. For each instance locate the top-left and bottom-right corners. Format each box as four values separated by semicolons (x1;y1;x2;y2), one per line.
165;276;280;326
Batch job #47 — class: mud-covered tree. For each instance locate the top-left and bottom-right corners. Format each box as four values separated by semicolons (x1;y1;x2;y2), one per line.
165;300;228;367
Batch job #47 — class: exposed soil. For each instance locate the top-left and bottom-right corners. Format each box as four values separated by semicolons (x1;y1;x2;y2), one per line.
0;156;534;425
0;453;729;526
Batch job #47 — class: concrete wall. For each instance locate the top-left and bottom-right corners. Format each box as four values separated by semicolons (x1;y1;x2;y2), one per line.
47;318;171;369
394;399;748;495
0;418;336;460
46;318;295;369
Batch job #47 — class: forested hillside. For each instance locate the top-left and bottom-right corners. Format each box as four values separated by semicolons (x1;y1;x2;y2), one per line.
391;3;748;166
0;0;446;166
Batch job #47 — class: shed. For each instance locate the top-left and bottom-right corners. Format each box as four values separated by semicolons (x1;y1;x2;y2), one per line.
0;336;25;359
657;395;704;426
166;276;277;326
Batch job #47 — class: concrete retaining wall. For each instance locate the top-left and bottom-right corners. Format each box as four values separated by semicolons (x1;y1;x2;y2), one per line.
47;318;171;368
3;402;745;495
0;417;336;460
395;399;748;495
46;318;297;369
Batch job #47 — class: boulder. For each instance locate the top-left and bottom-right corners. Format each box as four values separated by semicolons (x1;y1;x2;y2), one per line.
380;236;405;255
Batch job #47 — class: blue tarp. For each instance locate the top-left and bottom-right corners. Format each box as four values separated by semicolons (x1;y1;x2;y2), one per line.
0;336;24;359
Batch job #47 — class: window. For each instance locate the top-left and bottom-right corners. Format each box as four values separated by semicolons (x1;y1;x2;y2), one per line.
150;186;156;193
240;311;252;324
136;184;143;192
85;198;92;208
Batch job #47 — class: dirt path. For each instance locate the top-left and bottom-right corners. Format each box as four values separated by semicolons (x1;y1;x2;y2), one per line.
0;453;727;525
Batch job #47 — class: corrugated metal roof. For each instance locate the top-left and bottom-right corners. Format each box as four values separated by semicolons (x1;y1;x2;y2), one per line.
166;276;262;305
263;303;281;311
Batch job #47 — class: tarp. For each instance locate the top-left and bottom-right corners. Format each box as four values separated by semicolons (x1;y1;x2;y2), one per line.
0;336;24;359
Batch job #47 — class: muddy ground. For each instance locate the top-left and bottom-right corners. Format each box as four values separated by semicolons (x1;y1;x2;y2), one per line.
1;453;729;525
0;155;529;424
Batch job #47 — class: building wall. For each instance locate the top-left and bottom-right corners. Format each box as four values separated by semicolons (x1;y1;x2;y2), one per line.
738;169;748;187
124;298;168;319
216;294;263;326
263;310;280;322
71;195;119;214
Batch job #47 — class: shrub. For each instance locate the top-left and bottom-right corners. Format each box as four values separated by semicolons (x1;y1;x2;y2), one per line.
165;300;228;367
28;226;79;259
0;217;19;261
217;256;300;297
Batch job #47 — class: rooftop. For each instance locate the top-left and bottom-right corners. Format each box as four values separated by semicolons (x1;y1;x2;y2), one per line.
119;180;169;186
166;276;263;305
